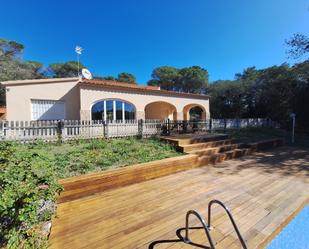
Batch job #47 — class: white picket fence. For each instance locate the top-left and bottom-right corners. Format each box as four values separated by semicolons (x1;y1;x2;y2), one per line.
0;118;273;142
0;120;162;142
0;120;59;142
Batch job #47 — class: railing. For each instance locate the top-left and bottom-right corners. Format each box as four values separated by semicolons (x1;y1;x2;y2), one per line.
207;200;247;249
0;118;274;142
184;210;215;248
180;200;247;249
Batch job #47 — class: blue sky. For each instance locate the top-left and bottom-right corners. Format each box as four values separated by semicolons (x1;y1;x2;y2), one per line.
1;0;308;83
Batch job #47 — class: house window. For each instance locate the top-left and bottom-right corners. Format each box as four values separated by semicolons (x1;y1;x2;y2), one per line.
31;99;65;120
91;100;135;121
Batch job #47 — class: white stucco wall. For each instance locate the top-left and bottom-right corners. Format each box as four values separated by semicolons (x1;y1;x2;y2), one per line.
2;78;210;121
80;85;210;120
3;78;80;120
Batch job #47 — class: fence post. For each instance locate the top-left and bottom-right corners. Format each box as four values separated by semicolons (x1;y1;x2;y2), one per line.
103;121;106;138
56;120;64;142
267;118;271;128
106;120;109;138
138;119;143;138
167;118;171;135
209;119;212;133
237;119;240;129
224;119;227;132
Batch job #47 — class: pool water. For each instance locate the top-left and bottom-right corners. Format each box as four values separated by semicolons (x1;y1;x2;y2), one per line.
266;204;309;249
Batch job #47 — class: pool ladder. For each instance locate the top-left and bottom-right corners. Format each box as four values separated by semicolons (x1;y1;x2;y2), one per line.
183;199;248;249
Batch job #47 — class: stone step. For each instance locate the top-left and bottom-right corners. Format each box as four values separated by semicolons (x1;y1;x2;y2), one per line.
181;139;237;153
188;143;245;156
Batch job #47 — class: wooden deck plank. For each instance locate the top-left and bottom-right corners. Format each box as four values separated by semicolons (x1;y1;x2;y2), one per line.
49;147;309;249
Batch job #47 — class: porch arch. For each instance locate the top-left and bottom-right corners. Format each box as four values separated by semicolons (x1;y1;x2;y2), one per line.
145;101;177;120
183;104;206;121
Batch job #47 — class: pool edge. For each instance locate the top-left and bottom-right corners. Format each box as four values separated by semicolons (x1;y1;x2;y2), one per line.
257;197;309;249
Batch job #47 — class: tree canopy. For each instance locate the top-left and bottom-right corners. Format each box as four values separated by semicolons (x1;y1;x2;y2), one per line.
49;61;85;78
117;72;136;84
209;61;309;131
0;38;24;61
147;66;208;93
286;34;309;59
94;73;137;84
0;39;45;105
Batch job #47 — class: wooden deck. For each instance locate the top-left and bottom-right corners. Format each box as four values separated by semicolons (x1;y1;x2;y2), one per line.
49;147;309;249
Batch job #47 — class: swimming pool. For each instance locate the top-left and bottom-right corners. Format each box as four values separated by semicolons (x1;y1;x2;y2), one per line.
266;204;309;249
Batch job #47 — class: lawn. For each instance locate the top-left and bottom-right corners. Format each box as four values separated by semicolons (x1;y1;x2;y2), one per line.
25;137;182;178
225;127;288;143
225;127;309;147
0;137;181;248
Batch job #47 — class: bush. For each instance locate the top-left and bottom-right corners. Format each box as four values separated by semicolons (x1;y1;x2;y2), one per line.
0;138;180;248
0;142;62;248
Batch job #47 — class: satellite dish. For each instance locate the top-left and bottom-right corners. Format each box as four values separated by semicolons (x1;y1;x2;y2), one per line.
81;68;93;80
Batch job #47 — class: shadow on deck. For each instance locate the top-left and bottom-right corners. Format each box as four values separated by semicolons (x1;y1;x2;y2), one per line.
49;146;309;249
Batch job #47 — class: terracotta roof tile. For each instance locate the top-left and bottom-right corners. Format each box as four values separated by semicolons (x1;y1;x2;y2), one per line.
80;79;209;99
81;79;160;90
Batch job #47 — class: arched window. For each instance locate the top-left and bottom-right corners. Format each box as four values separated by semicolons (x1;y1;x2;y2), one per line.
91;100;135;121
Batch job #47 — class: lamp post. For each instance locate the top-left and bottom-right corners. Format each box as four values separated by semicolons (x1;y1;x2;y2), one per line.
289;113;296;144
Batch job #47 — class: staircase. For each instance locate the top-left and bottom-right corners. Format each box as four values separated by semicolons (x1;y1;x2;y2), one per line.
163;134;253;166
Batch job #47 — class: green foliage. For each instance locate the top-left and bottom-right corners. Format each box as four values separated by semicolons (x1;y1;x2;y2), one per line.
178;66;208;93
0;39;24;61
0;138;180;247
148;66;179;90
0;38;45;105
148;66;208;93
286;33;309;59
49;61;85;78
94;76;117;81
0;142;62;248
226;127;309;147
0;87;5;106
117;72;136;84
41;138;180;178
208;80;247;118
226;127;287;143
209;61;309;131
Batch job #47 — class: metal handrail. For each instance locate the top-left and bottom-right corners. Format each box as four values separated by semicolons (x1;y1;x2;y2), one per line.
184;210;215;249
208;200;248;249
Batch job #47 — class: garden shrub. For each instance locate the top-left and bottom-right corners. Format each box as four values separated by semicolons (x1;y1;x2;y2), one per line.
0;137;180;248
0;142;62;248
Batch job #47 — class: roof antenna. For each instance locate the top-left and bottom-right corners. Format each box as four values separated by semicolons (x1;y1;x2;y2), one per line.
75;45;83;79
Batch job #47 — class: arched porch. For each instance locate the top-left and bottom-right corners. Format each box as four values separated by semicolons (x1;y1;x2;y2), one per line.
183;104;206;121
145;101;177;120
